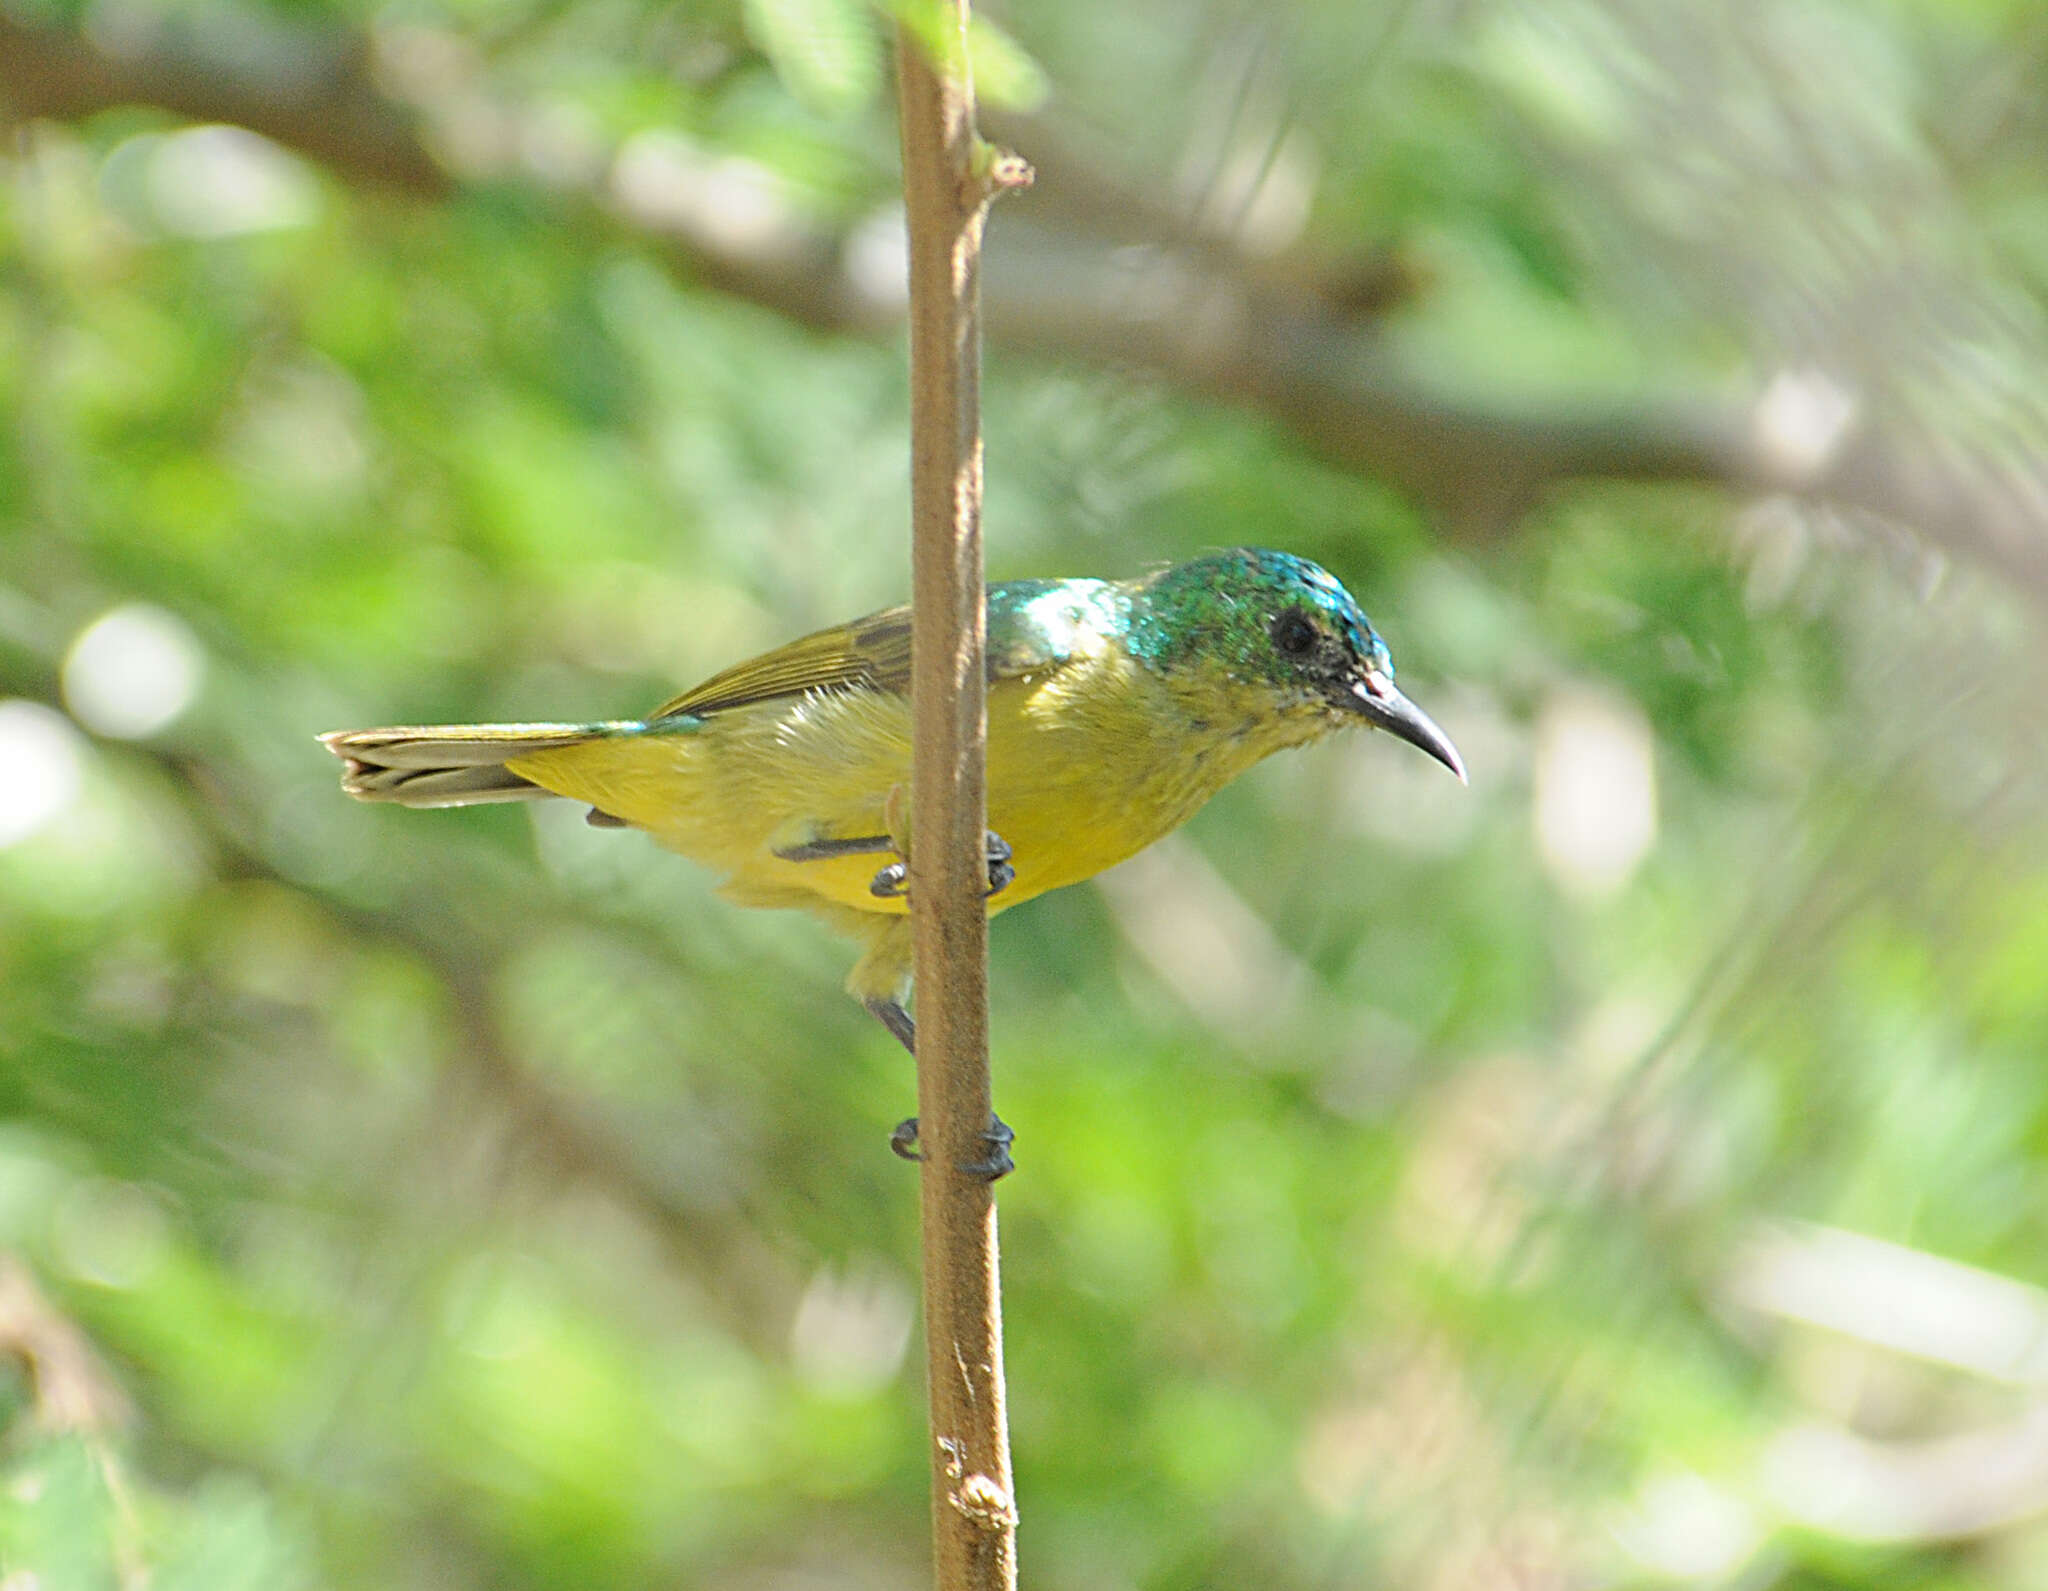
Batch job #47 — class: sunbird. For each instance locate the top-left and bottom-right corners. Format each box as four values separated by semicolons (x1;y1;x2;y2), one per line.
324;548;1462;1162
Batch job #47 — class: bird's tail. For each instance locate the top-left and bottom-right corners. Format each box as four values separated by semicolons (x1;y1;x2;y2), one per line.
320;723;630;808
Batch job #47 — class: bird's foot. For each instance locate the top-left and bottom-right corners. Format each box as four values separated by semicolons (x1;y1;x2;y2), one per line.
861;1004;1013;1177
985;831;1015;896
891;1114;1015;1181
868;831;1013;900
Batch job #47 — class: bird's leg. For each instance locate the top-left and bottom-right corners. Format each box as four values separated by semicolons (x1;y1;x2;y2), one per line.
863;998;1014;1181
771;830;1013;899
779;784;1012;900
773;834;897;863
866;996;918;1054
866;832;1014;900
773;832;912;895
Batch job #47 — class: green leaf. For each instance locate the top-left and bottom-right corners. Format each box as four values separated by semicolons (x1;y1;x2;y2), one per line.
966;16;1049;111
744;0;884;117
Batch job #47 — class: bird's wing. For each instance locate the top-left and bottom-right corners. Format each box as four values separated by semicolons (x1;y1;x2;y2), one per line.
651;606;915;718
652;583;1088;719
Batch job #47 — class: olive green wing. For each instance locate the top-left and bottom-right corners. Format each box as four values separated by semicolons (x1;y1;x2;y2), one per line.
651;580;1094;720
651;606;914;718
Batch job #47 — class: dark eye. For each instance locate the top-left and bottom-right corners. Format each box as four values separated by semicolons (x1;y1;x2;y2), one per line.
1271;609;1319;658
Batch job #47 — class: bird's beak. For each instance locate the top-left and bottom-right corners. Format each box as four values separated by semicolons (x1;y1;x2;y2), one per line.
1348;671;1466;784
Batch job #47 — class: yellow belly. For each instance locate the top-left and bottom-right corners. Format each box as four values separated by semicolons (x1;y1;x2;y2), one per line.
505;659;1295;924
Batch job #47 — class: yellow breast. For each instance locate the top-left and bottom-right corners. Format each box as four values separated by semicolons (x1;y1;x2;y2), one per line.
504;650;1311;925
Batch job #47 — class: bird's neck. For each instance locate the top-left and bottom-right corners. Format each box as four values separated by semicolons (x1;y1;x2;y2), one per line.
1074;643;1329;822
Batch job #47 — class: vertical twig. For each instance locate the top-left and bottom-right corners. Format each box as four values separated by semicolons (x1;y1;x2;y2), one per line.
895;8;1030;1588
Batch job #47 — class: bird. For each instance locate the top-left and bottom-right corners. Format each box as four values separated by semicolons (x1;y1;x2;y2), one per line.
323;548;1463;1168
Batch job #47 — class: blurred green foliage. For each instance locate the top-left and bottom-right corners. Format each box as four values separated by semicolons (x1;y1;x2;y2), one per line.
6;0;2048;1587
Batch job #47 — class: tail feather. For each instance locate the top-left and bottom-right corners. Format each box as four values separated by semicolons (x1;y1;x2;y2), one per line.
320;722;628;810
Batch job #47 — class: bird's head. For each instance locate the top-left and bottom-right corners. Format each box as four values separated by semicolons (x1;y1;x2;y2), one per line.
1131;549;1465;781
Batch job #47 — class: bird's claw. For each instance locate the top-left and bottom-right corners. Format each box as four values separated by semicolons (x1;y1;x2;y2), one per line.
983;832;1014;896
891;1114;1015;1181
868;831;1014;900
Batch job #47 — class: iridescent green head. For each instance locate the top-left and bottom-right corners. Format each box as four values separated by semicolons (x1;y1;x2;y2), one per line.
1131;549;1465;780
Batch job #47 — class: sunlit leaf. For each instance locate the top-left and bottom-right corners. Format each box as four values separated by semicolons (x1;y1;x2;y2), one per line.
744;0;885;117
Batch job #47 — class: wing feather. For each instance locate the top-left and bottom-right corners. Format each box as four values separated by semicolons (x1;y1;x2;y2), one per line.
650;579;1109;720
652;607;913;718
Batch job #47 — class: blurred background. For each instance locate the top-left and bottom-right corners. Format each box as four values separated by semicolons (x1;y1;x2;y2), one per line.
5;0;2048;1585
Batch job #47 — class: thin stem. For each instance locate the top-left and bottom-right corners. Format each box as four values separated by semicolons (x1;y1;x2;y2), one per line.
896;8;1024;1588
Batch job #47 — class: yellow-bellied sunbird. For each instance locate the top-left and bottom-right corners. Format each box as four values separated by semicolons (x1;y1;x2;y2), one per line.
324;548;1463;1162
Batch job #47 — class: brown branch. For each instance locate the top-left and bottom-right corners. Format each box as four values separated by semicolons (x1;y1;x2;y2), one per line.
7;12;2048;596
0;1255;131;1437
0;1255;143;1587
0;14;448;197
897;12;1021;1588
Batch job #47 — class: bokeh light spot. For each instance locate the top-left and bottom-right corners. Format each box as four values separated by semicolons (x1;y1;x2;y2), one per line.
0;700;87;847
146;125;320;238
1613;1470;1760;1580
1534;685;1656;898
62;603;205;739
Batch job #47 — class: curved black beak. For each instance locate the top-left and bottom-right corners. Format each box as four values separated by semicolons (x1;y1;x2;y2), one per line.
1348;671;1466;784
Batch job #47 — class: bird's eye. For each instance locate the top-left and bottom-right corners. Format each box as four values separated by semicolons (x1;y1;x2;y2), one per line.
1271;609;1319;658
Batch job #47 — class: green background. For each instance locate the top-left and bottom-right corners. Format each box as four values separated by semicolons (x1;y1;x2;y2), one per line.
5;0;2048;1585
